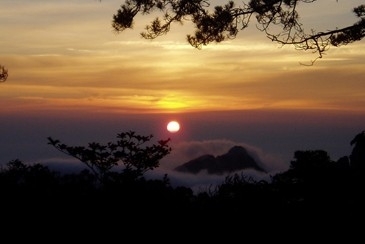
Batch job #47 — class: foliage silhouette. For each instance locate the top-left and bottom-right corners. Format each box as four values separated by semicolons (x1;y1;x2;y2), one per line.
1;131;364;232
112;0;365;63
270;148;364;223
350;130;365;169
0;159;59;194
47;130;171;185
0;65;8;82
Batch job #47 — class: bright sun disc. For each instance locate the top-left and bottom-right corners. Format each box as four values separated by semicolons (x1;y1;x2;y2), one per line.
167;121;180;133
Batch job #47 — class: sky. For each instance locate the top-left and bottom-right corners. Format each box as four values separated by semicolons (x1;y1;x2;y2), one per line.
1;0;365;190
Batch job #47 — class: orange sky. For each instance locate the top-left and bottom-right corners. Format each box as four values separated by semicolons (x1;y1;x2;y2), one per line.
1;0;365;116
1;1;365;183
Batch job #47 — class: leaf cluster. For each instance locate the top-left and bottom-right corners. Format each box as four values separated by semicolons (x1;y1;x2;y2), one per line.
47;130;171;184
112;0;365;64
0;65;8;82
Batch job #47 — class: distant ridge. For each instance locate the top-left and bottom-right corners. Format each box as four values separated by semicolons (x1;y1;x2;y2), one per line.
174;145;266;175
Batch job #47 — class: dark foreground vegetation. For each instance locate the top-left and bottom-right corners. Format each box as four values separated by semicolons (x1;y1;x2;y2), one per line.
1;131;364;236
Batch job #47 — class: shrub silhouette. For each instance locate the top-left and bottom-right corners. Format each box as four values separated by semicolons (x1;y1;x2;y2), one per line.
270;148;363;224
0;159;59;196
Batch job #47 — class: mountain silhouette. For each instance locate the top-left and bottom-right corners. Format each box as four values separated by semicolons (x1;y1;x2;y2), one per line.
175;146;266;175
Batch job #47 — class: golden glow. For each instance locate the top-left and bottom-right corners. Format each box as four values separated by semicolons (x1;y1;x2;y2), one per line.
1;1;365;115
155;94;198;110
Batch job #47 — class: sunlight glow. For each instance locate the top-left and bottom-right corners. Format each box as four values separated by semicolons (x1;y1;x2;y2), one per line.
1;1;365;115
167;121;180;133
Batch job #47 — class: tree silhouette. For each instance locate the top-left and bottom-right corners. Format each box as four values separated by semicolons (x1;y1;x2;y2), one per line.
0;159;60;199
47;130;171;185
1;132;364;233
0;65;8;82
112;0;365;63
350;130;365;169
272;149;351;186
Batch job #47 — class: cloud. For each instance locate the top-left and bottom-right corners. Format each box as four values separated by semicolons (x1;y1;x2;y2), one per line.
38;157;87;174
149;139;289;192
33;138;288;193
147;166;276;195
160;139;287;171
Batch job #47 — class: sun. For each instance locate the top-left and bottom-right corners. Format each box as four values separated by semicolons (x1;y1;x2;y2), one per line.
167;121;180;133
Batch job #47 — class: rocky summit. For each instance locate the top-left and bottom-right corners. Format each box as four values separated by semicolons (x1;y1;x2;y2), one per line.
174;146;266;175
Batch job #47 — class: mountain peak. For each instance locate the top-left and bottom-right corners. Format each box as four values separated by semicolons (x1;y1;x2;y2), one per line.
175;146;266;175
